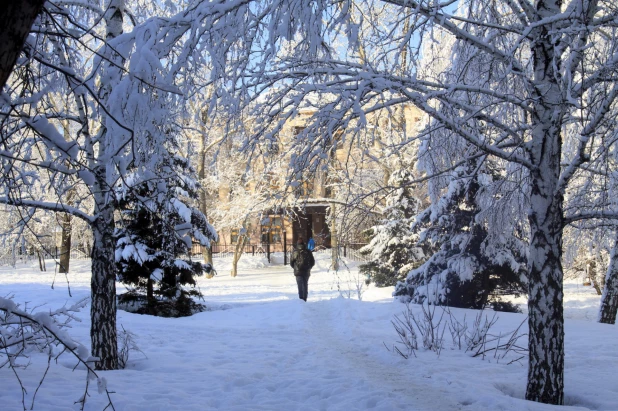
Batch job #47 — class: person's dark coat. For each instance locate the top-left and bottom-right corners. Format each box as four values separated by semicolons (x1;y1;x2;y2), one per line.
291;243;315;276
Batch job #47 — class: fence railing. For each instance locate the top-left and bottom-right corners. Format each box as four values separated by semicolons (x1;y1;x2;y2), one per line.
191;243;271;259
284;243;370;265
340;243;371;263
0;242;371;268
0;247;92;267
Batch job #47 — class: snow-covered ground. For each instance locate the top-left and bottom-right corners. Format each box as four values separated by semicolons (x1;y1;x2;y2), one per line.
1;254;617;410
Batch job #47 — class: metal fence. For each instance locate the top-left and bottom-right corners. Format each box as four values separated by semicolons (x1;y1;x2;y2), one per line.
0;247;91;267
191;242;370;264
0;242;371;268
191;243;270;259
284;243;370;265
340;243;371;263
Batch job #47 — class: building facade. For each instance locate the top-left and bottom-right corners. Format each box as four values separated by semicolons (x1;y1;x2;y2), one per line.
211;103;424;255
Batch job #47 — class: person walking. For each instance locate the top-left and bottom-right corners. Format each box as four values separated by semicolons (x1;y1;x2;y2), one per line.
291;238;315;301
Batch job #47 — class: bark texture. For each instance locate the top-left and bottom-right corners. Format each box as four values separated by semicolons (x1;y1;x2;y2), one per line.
0;0;46;90
526;172;564;405
330;203;339;271
599;230;618;324
589;258;603;296
230;235;247;277
87;0;123;371
525;1;565;402
37;250;46;271
198;107;214;266
58;213;72;273
90;203;118;370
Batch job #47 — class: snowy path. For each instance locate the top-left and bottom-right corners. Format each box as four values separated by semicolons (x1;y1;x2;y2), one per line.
303;300;464;410
1;256;617;410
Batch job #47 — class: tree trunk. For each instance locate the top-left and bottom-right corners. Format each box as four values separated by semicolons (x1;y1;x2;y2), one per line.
0;0;46;90
37;250;45;272
198;175;213;266
230;235;247;277
58;108;75;275
589;258;603;295
90;202;118;370
330;203;339;271
526;175;564;405
204;245;213;265
147;277;155;311
599;229;618;324
86;0;123;371
198;107;214;266
58;213;72;273
525;4;566;401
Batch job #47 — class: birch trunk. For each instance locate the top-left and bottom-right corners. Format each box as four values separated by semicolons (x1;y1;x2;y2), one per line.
599;229;618;324
87;0;124;371
525;2;565;401
526;171;564;405
90;196;118;370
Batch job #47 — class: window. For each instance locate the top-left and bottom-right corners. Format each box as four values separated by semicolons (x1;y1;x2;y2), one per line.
295;181;313;198
324;185;333;198
231;224;251;244
260;226;269;243
261;216;283;243
271;227;282;243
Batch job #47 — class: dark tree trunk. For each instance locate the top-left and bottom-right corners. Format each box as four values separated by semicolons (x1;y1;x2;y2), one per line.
599;229;618;324
90;204;118;370
0;0;46;90
37;250;45;272
147;277;154;302
58;213;72;273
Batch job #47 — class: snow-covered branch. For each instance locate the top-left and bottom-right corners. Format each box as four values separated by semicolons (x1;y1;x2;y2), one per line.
0;297;115;410
0;198;94;223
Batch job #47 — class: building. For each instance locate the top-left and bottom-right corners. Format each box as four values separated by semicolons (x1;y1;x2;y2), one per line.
210;103;424;256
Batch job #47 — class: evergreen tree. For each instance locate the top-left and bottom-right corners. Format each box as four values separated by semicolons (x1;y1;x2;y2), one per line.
360;168;425;287
394;158;527;312
115;149;217;317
